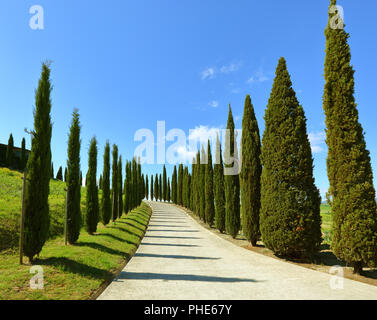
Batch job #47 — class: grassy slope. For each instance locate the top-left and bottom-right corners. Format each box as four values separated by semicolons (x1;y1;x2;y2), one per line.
320;204;331;244
0;203;151;300
0;168;87;251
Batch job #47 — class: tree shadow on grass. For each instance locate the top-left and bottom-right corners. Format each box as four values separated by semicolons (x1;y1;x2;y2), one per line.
134;253;220;260
109;226;141;238
35;257;113;280
116;221;145;232
74;241;132;258
97;233;138;246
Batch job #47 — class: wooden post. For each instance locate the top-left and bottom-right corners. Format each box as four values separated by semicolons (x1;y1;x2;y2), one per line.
19;171;27;265
64;187;69;245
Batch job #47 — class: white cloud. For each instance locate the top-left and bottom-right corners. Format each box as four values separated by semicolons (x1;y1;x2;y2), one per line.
188;125;221;144
208;100;219;108
247;68;269;84
220;62;241;74
201;67;215;80
308;131;326;154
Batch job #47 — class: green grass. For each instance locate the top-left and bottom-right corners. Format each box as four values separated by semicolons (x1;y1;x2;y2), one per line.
320;203;332;244
0;168;87;251
0;202;151;300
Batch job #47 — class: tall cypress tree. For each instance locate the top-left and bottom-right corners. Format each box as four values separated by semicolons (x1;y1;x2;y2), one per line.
323;1;377;273
154;173;159;201
150;174;154;201
66;109;82;244
193;151;201;216
64;167;68;182
240;94;262;246
205;140;215;226
23;62;52;262
6;133;14;168
111;145;119;222
199;146;206;222
178;164;184;205
159;174;162;202
145;174;149;200
102;142;111;225
124;161;129;213
163;165;167;201
214;134;226;233
118;156;123;218
99;174;103;190
224;105;240;238
260;57;321;258
167;177;171;202
20;137;27;170
56;166;63;181
86;137;99;234
172;165;177;204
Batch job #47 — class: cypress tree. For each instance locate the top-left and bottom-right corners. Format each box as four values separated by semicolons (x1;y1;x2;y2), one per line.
111;145;119;222
172;165;177;204
20;137;27;170
79;171;83;187
133;158;138;207
23;62;52;262
205;140;215;226
64;167;68;182
214;134;226;233
145;175;149;200
86;137;99;234
123;161;129;213
99;174;103;190
66;109;82;244
118;156;123;218
224;105;240;238
182;166;188;207
154;173;159;201
6;133;14;168
167;177;171;202
323;1;377;273
138;160;143;204
163;165;167;202
177;164;183;205
193;151;201;216
56;166;63;181
159;174;162;202
102;142;111;225
199;146;206;222
260;57;321;258
240;94;262;246
150;174;154;201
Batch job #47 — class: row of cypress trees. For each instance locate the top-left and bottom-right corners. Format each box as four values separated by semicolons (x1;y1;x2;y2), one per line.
160;1;377;274
22;62;146;262
1;134;27;170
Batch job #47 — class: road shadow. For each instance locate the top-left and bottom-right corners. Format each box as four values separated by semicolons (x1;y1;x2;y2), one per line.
36;257;113;280
148;225;187;228
115;272;260;283
134;253;219;260
141;242;200;247
147;229;199;233
145;235;202;240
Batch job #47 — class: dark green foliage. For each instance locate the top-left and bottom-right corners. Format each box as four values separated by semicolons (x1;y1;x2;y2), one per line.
118;156;123;218
6;133;14;168
154;173;159;201
214;134;226;233
193;151;201;216
101;142;111;225
199;146;206;222
205;141;215;226
177;164;183;205
172;165;177;204
23;62;53;261
159;174;162;201
111;145;119;222
145;175;149;200
150;174;154;201
56;166;63;181
99;174;103;190
20;138;26;170
224;105;240;238
167;177;171;202
323;0;377;273
260;57;322;258
240;94;262;246
124;161;131;213
163;165;167;201
64;167;67;182
66;109;82;244
79;171;82;187
86;137;99;234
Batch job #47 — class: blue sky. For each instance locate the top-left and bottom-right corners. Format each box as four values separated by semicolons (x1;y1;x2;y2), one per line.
1;0;376;198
